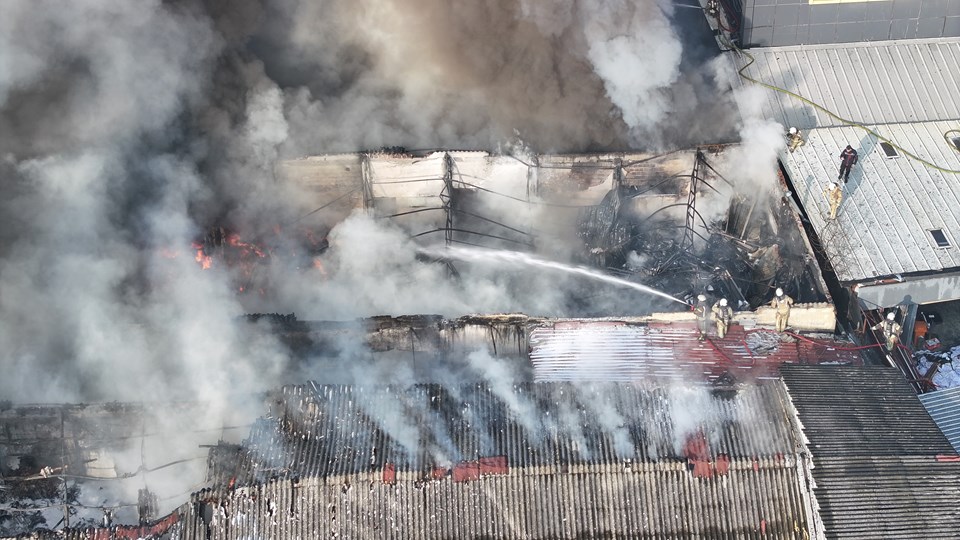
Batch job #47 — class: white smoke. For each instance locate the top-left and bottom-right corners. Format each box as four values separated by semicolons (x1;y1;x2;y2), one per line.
0;0;769;532
580;0;682;132
725;85;786;195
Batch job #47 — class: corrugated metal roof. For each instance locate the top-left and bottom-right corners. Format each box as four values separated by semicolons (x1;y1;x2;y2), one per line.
783;122;960;283
920;386;960;453
529;320;863;382
781;365;960;538
734;38;960;130
170;458;812;540
781;364;954;456
211;381;802;490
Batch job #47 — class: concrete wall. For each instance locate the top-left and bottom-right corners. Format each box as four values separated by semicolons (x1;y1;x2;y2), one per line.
740;0;960;47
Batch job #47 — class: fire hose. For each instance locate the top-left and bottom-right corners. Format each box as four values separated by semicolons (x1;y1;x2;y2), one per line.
713;16;960;174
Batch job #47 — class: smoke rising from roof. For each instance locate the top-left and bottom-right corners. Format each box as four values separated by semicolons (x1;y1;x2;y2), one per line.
0;2;772;529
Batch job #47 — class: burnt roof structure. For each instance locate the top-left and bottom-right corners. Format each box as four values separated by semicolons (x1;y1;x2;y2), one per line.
781;364;960;538
31;364;960;539
193;379;816;539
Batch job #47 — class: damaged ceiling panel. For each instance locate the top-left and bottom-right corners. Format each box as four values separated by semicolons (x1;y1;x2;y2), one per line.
271;146;832;312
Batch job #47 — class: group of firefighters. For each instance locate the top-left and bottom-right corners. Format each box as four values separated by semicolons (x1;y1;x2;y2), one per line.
692;288;794;341
692;288;903;351
784;129;907;351
687;131;903;349
785;127;859;221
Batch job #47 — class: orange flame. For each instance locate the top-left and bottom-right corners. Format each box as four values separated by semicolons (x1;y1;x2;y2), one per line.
195;249;212;270
312;257;328;277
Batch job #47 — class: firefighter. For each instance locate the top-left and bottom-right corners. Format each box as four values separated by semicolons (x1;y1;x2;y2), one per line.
694;294;710;341
770;288;794;332
838;145;858;183
824;182;843;220
712;298;734;339
871;312;902;351
786;127;805;153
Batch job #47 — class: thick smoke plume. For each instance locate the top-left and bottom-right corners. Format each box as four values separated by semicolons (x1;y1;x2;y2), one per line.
0;0;752;529
1;0;733;403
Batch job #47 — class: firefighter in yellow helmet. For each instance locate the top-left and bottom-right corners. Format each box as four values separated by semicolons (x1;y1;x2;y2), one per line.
871;312;902;351
824;182;843;220
771;288;794;332
712;298;734;339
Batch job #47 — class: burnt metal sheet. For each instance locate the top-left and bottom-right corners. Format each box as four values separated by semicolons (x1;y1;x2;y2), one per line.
733;39;960;130
920;386;960;454
529;320;862;383
782;121;960;284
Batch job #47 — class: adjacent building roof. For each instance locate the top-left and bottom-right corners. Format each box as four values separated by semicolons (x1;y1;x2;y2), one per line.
734;38;960;129
781;364;960;538
722;37;960;300
919;385;960;453
783;121;960;287
729;0;960;49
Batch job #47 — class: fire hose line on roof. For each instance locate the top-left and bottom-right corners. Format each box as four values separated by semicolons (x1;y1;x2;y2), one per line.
717;32;960;174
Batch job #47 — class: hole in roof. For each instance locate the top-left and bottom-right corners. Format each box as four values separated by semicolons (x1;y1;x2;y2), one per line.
879;142;898;158
930;229;950;248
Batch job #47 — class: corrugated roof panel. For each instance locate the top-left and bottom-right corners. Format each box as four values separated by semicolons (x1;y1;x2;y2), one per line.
783;121;960;282
919;386;960;453
184;460;811;540
782;365;960;538
528;320;862;382
211;381;805;491
781;365;955;457
736;38;960;129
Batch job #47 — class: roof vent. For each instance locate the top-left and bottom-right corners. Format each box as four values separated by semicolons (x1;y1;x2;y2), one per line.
930;229;951;248
951;136;960;151
879;142;899;158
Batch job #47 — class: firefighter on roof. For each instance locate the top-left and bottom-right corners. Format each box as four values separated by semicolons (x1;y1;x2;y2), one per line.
694;294;710;341
771;288;794;332
712;298;734;339
838;145;858;183
871;312;902;351
824;182;843;220
786;127;805;153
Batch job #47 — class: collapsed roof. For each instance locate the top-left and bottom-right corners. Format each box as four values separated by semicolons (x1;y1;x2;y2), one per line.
275;147;833;314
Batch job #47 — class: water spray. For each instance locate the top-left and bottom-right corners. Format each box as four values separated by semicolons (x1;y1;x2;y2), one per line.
419;246;688;306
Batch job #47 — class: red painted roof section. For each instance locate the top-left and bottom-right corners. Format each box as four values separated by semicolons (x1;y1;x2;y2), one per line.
530;320;863;383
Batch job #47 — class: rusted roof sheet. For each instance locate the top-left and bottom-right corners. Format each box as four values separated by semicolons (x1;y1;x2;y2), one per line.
529;320;862;383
